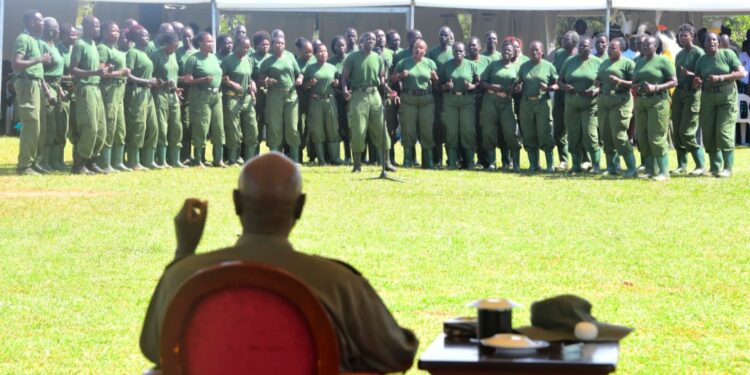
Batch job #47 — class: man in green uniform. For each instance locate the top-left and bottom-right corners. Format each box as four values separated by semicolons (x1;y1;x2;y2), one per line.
439;42;478;169
467;37;491;169
483;31;501;61
51;23;76;171
517;41;558;173
342;32;395;172
216;34;233;61
345;28;359;53
70;15;107;174
671;24;706;175
551;31;578;170
221;35;258;165
251;31;272;156
39;17;66;173
329;36;352;164
427;27;454;167
176;26;197;163
145;22;174;57
98;20;130;173
304;44;344;165
151;32;183;168
125;26;160;170
392;29;422;166
296;40;315;162
384;30;403;163
12;10;51;175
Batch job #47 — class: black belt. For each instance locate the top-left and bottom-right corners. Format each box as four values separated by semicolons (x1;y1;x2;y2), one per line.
600;90;628;96
569;91;597;97
352;86;378;93
447;91;467;96
677;84;697;92
488;91;510;98
16;76;42;81
311;93;332;100
637;91;668;98
702;84;735;93
76;82;100;86
103;79;126;86
44;77;62;84
223;90;246;97
403;89;431;96
523;94;550;101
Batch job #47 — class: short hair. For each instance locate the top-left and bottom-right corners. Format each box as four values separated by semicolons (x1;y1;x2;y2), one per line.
678;23;695;36
313;42;327;54
565;31;580;45
23;9;40;25
331;35;346;51
127;25;146;42
594;33;608;42
194;31;212;49
42;17;58;34
386;30;399;43
295;37;308;50
217;34;231;46
60;22;75;37
161;32;179;47
101;20;117;33
252;30;270;48
579;35;593;46
82;15;97;28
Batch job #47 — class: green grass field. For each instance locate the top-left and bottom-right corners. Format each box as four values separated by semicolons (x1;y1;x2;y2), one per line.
1;136;749;374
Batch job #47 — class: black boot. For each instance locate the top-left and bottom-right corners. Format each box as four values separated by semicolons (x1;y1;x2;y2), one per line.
352;153;362;173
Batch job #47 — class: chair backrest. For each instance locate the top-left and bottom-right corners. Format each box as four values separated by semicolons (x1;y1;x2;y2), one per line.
160;261;340;375
738;93;750;124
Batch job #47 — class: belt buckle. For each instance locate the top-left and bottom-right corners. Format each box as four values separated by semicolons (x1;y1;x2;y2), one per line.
453;92;463;96
528;96;539;101
497;92;507;98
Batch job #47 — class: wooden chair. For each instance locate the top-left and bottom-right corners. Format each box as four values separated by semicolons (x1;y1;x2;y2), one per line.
160;261;340;375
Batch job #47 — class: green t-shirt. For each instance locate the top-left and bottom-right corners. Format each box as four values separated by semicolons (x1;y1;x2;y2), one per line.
596;57;635;93
184;52;222;89
552;48;574;73
304;62;338;96
216;51;230;62
343;51;384;89
98;43;126;81
258;53;301;90
560;55;601;93
469;55;492;77
515;54;530;64
439;59;477;93
70;38;101;84
56;43;73;76
694;49;742;90
481;59;519;90
392;48;412;71
39;39;64;78
395;57;437;91
175;46;196;75
380;48;394;71
145;40;158;58
250;51;270;80
221;52;254;92
675;46;704;87
482;50;501;62
633;55;675;86
518;59;557;97
297;56;316;72
427;45;453;70
126;47;154;80
150;49;179;83
14;31;44;79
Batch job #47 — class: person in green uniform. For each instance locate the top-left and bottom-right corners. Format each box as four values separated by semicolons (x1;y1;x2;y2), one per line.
258;36;303;161
466;37;491;169
509;37;528;171
479;43;522;173
145;23;174;57
329;35;352;164
594;38;637;177
345;28;359;53
384;30;403;163
516;41;559;173
221;35;258;165
342;31;395;172
151;32;183;168
394;39;438;168
392;29;423;166
303;44;344;165
70;15;107;175
97;20;131;173
439;42;478;169
594;33;608;60
551;31;579;170
176;26;197;163
427;26;454;167
694;32;746;178
296;39;315;162
250;31;272;156
38;17;66;173
387;30;403;55
183;31;225;167
12;10;51;175
632;35;677;181
483;31;501;61
216;34;233;62
232;25;253;55
558;36;602;174
49;22;76;171
671;24;706;175
125;26;160;170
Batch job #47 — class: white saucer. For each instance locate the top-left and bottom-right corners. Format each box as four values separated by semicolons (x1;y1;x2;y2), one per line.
481;334;549;355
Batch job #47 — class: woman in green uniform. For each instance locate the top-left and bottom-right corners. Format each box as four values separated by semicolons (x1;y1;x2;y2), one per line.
479;43;521;173
221;35;258;165
595;38;637;177
632;35;677;181
183;31;225;167
258;36;303;162
694;32;747;177
558;36;602;174
97;20;130;172
150;32;183;168
467;37;491;168
176;26;196;163
516;41;558;173
303;44;344;165
394;39;438;168
53;23;77;171
439;42;477;169
329;36;352;164
671;24;706;175
39;17;66;172
125;26;159;170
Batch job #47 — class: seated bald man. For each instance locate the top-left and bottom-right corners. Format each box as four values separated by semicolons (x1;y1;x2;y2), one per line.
139;152;418;372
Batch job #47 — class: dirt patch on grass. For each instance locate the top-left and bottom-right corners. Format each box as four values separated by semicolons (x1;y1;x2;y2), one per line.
0;190;119;198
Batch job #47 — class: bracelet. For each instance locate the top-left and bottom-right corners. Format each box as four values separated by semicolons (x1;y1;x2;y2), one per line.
720;75;724;82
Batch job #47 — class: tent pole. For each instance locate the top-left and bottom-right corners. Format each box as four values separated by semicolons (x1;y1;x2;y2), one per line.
409;1;415;30
605;0;611;37
544;11;550;55
211;0;218;53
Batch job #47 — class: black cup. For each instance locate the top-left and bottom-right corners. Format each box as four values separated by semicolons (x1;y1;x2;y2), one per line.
477;309;512;339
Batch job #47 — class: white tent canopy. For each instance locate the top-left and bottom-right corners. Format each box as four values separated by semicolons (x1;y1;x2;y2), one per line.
415;0;606;11
216;0;410;11
612;0;750;12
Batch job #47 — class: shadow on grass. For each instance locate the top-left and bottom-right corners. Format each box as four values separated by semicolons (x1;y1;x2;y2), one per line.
0;163;17;176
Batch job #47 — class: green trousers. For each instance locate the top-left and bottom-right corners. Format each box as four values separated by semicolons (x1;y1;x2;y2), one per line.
14;77;46;169
154;89;182;147
552;93;568;161
265;87;300;149
384;95;399;145
46;84;70;147
347;90;387;153
399;93;434;148
308;97;341;144
671;88;701;153
75;84;106;159
634;94;670;158
433;91;445;148
188;89;224;148
125;86;158;149
101;79;127;147
519;96;554;152
335;93;351;145
442;93;476;150
700;89;737;152
564;95;599;154
298;90;310;151
598;93;633;155
480;94;520;153
255;88;267;145
224;94;258;149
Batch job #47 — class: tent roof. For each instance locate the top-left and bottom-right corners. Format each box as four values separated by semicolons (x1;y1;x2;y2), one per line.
414;0;607;11
78;0;209;3
216;0;410;10
612;0;750;12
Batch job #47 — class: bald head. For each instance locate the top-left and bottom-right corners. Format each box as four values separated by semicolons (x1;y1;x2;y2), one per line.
234;153;305;236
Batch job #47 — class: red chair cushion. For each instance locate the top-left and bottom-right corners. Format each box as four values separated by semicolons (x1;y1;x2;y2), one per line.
183;287;317;374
